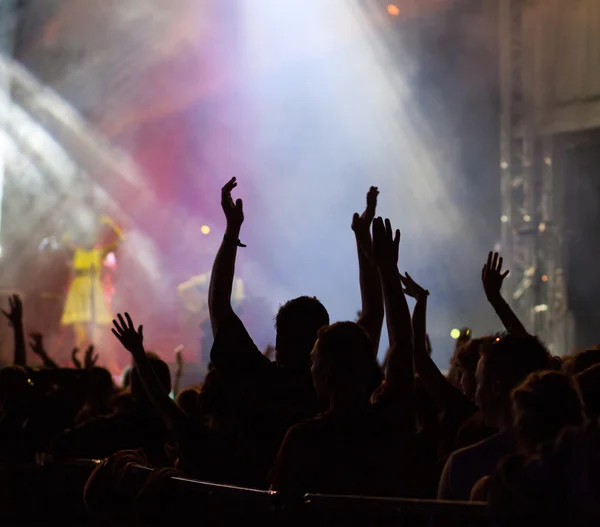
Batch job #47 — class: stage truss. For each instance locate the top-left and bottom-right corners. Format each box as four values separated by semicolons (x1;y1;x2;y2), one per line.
499;0;569;354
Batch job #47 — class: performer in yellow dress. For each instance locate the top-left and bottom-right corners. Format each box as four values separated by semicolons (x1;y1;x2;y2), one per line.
61;215;124;350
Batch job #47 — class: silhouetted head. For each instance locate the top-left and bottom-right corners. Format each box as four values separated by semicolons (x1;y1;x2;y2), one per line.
447;329;473;389
0;366;30;410
563;347;600;375
85;367;115;406
548;355;564;371
275;296;329;369
130;357;171;404
576;363;600;420
176;387;200;417
311;322;380;405
476;334;551;429
456;336;495;401
512;370;584;455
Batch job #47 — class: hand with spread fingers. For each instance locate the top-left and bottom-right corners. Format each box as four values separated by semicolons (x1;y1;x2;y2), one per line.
72;348;83;370
29;332;47;359
482;251;509;300
112;313;145;358
29;332;58;369
481;251;528;336
84;345;99;369
2;294;23;328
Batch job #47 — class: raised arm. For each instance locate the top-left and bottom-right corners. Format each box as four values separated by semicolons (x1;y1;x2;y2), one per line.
372;218;414;402
71;348;83;370
208;177;245;337
400;273;429;354
83;345;99;369
112;313;187;434
173;345;184;397
2;295;26;366
99;215;124;256
401;273;460;409
482;252;528;336
29;332;58;369
352;187;384;353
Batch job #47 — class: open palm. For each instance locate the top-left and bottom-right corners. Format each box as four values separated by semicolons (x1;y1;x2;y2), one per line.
112;313;144;357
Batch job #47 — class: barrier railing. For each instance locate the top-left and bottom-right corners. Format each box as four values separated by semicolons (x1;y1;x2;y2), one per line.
6;458;490;526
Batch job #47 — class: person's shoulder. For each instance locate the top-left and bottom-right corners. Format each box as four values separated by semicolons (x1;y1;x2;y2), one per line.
283;414;331;440
76;411;128;432
274;418;321;458
448;431;508;464
289;414;329;432
210;313;266;370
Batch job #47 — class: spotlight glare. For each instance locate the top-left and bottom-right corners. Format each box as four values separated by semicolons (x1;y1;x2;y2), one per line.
450;328;461;340
200;225;211;235
387;4;400;16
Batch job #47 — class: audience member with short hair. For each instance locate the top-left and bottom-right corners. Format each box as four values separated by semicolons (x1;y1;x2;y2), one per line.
438;333;552;500
270;217;417;497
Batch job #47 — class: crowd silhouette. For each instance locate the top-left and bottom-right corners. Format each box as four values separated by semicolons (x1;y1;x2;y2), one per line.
0;178;599;525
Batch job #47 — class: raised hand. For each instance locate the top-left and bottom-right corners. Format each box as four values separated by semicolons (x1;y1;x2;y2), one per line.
2;294;23;327
72;348;83;369
352;186;379;236
30;332;58;369
112;313;144;357
221;177;244;229
175;345;184;374
372;217;400;269
400;272;429;300
482;251;509;299
481;252;528;336
29;332;47;358
84;345;99;369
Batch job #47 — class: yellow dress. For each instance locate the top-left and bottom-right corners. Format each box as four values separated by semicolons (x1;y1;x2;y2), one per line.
61;248;113;326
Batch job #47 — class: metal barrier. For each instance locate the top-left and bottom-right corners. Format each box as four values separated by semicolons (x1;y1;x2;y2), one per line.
7;459;491;527
304;493;489;527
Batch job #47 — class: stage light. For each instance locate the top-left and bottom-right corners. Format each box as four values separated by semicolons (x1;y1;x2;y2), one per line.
541;274;548;282
201;225;211;235
105;252;117;269
387;4;400;16
450;328;461;340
